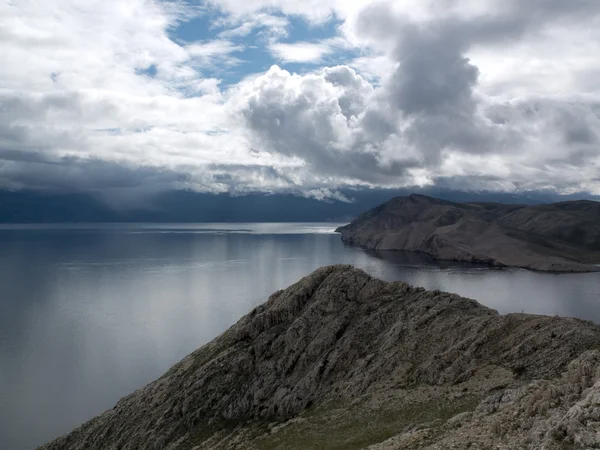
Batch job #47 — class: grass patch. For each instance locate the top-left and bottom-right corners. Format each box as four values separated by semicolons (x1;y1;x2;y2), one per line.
251;397;478;450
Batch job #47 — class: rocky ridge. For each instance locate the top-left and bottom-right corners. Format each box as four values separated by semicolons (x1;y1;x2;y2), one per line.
39;265;600;449
336;194;600;272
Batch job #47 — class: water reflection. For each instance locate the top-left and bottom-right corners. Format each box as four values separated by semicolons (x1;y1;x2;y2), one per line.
361;248;492;268
367;250;600;321
0;224;599;450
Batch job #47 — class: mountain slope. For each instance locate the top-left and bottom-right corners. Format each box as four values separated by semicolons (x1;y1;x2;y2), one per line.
336;194;600;272
39;266;600;449
497;201;600;251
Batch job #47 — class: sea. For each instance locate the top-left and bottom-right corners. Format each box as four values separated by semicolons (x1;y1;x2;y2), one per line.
1;223;599;450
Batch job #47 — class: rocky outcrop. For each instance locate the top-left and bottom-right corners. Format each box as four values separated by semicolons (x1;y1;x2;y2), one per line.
336;194;600;272
370;350;600;449
39;266;600;450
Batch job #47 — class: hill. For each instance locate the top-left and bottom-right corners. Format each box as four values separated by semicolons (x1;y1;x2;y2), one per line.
336;194;600;272
1;189;598;223
39;266;600;449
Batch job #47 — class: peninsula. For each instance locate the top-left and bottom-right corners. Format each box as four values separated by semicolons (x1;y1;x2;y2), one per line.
336;194;600;272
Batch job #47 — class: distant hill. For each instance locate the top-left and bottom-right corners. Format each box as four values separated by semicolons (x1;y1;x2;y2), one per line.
336;194;600;272
0;188;598;223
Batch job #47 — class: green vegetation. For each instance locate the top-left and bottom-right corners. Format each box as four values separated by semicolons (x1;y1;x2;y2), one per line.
251;398;478;450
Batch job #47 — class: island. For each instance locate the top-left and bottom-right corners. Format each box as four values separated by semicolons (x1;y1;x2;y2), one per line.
336;194;600;272
39;266;600;449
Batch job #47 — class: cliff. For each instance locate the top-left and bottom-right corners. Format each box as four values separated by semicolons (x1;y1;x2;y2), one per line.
336;194;600;272
39;265;600;449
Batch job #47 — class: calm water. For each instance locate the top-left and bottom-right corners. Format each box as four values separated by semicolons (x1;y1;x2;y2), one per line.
1;223;599;450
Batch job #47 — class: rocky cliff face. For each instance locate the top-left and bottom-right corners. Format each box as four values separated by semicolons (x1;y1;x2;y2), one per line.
336;194;600;272
39;266;600;449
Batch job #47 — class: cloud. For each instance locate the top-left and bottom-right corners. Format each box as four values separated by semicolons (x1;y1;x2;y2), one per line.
230;1;600;194
186;39;244;68
268;36;355;64
204;0;340;24
0;0;599;201
232;65;421;186
217;13;289;39
269;42;334;63
348;1;600;190
349;55;397;83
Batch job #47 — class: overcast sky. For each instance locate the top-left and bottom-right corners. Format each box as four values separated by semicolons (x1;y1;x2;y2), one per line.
1;0;600;200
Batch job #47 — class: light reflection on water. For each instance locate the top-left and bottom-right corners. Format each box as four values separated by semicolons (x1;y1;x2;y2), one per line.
0;223;599;450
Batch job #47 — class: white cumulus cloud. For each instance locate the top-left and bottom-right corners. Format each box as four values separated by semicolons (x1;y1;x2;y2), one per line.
0;0;599;199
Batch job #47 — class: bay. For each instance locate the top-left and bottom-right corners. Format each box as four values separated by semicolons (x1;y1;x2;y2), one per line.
1;223;599;450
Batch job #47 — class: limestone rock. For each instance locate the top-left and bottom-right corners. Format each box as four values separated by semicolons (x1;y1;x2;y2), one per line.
38;265;600;450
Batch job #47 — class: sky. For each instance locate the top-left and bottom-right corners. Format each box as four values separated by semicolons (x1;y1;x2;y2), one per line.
1;0;600;203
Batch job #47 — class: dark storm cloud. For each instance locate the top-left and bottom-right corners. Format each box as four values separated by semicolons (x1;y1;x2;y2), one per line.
502;0;600;22
0;89;186;197
565;126;598;145
205;163;297;187
0;148;59;165
388;26;479;116
0;156;186;192
555;105;600;145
